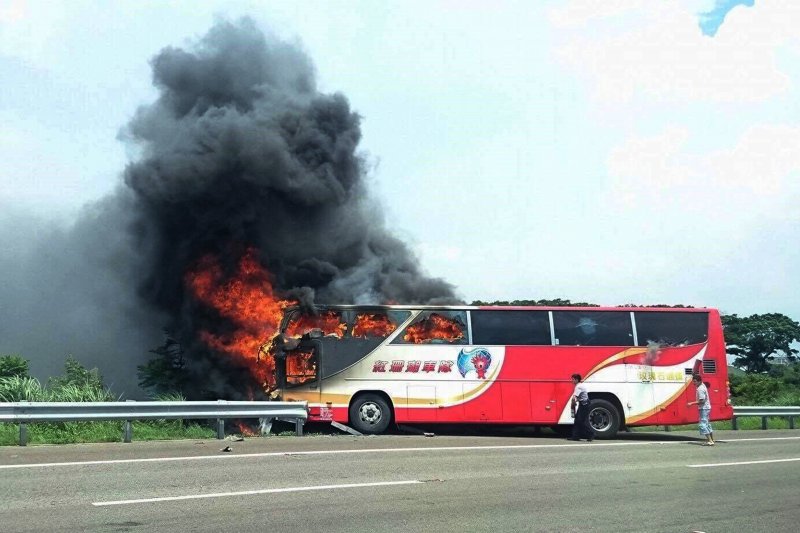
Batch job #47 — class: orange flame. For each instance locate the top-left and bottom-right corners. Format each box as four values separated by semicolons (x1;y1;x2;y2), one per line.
235;420;258;437
352;313;397;338
285;311;347;339
185;248;294;391
286;350;317;385
403;313;464;344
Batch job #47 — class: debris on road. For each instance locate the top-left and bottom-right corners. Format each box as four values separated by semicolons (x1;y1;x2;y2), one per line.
331;421;363;436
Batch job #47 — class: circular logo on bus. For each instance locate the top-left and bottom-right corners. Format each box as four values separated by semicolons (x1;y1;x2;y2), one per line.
457;348;493;379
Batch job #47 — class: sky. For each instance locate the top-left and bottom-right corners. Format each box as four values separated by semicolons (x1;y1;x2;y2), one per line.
1;0;798;326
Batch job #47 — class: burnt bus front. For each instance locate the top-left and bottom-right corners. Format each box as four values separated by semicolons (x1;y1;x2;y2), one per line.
271;305;411;418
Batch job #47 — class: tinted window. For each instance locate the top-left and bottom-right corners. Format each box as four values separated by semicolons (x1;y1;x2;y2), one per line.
634;312;708;346
471;310;551;345
553;311;633;346
391;310;468;345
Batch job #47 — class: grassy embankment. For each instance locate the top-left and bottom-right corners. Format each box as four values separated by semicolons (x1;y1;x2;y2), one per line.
0;374;215;446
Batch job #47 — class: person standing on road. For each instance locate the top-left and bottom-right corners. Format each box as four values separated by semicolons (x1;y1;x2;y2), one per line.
569;373;595;442
688;374;715;446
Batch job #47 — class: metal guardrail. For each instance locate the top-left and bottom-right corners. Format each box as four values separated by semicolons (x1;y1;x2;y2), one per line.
0;400;308;446
732;406;800;430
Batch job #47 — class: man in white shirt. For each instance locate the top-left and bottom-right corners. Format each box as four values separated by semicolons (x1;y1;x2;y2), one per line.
569;373;595;442
687;374;715;446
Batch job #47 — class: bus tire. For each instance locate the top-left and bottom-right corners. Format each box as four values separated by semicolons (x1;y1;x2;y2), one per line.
349;393;392;435
587;398;621;439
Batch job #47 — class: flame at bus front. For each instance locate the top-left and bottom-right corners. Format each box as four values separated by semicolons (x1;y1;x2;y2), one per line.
185;248;294;392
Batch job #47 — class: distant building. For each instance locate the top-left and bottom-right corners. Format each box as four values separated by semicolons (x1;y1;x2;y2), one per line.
770;355;791;366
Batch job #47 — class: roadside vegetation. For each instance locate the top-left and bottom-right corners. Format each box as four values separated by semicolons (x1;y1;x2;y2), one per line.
0;355;214;446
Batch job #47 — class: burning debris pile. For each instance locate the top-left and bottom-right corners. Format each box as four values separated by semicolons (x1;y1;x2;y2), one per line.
120;18;457;398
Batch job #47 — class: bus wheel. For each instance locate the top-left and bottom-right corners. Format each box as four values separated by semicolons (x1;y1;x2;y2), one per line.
587;399;620;439
349;394;391;434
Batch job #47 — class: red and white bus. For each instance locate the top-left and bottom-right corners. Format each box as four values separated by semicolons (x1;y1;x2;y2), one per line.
272;305;733;438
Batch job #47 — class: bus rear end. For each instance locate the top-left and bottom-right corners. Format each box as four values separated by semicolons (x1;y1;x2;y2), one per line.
701;309;733;422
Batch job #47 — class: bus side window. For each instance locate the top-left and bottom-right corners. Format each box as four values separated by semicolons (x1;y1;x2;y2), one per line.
471;310;551;345
391;310;468;345
634;312;709;346
552;311;634;346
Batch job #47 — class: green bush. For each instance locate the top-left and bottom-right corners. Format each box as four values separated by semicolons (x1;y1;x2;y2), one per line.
0;355;29;379
769;363;800;388
730;374;782;404
0;376;48;402
48;355;105;391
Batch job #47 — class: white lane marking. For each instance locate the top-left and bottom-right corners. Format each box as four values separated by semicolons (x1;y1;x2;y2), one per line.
3;435;800;470
687;457;800;468
0;442;659;469
92;480;422;506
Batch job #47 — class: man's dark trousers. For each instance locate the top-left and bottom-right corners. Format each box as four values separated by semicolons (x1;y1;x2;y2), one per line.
572;402;595;440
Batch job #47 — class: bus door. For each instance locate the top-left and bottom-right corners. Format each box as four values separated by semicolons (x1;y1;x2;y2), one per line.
625;363;660;425
279;339;321;406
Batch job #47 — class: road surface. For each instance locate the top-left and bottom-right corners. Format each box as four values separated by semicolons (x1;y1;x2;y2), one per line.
1;429;799;532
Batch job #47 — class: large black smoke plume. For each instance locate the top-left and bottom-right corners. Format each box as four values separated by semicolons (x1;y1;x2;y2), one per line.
125;18;455;311
0;18;457;398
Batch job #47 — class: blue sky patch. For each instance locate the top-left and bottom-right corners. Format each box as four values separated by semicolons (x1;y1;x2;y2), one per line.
699;0;755;36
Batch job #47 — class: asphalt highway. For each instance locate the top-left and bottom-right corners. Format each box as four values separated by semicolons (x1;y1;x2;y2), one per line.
1;430;799;532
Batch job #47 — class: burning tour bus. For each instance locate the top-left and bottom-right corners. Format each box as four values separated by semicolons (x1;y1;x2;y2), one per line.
265;304;733;438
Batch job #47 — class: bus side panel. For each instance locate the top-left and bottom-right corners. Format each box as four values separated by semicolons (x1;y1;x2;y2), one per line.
406;385;438;422
501;382;532;422
463;382;503;421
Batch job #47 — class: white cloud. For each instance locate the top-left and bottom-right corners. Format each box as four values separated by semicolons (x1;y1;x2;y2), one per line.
548;0;646;29
605;124;800;222
552;1;799;103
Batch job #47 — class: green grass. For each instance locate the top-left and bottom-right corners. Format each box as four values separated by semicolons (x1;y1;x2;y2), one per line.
0;420;216;446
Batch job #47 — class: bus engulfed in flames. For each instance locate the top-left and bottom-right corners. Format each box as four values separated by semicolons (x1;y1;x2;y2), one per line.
185;249;465;398
185;248;294;394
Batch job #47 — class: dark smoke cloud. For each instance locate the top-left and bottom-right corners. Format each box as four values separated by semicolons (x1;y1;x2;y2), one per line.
0;17;458;398
0;196;167;397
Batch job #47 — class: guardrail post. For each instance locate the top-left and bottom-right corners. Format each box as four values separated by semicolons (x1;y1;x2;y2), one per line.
19;423;28;446
295;418;304;436
790;417;795;430
216;419;225;439
761;416;767;430
732;416;738;430
664;425;671;432
123;420;132;443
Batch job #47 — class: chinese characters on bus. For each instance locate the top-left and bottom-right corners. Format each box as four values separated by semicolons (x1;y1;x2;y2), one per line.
372;360;454;373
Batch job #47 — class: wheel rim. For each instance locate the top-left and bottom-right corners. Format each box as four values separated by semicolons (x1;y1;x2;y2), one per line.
358;401;383;426
589;406;612;432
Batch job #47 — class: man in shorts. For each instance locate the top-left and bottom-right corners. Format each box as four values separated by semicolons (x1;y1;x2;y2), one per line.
688;374;715;446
